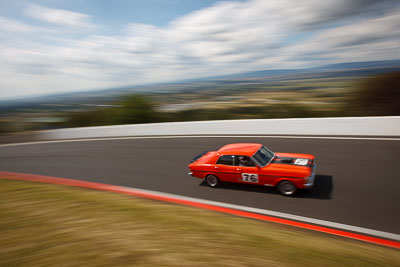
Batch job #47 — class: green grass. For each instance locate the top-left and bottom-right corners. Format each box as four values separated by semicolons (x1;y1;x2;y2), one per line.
0;179;399;266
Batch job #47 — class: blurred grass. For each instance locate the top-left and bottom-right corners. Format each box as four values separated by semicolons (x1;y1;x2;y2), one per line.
0;179;399;266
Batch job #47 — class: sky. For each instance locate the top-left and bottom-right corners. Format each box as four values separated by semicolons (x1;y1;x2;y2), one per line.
0;0;399;100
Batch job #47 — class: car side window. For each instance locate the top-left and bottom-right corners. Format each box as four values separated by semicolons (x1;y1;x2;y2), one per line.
216;155;235;166
236;155;256;167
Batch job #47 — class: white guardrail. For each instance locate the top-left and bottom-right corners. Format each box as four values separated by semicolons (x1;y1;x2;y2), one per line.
40;116;400;140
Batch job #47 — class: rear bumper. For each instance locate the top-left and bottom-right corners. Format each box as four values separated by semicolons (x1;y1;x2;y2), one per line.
304;164;316;188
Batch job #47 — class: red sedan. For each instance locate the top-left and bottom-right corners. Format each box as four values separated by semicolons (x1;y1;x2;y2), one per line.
188;143;316;196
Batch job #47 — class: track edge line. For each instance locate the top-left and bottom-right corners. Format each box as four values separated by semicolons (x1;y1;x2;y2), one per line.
0;170;399;250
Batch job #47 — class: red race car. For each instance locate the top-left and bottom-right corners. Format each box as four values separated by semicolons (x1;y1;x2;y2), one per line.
188;143;316;196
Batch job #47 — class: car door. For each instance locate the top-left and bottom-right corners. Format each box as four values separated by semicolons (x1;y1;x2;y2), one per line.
215;155;240;182
257;165;280;186
236;156;262;185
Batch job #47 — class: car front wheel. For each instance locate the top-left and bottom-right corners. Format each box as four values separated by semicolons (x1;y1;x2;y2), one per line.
277;181;297;196
205;174;220;187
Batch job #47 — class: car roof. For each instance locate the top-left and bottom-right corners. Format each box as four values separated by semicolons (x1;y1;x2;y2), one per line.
217;143;263;156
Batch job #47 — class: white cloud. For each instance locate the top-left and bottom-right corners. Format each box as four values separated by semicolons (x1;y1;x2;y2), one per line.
0;16;41;33
0;0;399;100
278;9;400;65
25;4;95;29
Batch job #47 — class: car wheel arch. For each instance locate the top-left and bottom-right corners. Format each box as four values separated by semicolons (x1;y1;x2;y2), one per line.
203;172;218;179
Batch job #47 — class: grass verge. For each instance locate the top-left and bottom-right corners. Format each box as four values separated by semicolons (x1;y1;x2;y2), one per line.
0;179;399;266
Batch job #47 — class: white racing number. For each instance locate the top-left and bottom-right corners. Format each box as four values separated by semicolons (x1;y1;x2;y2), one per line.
294;158;308;166
242;173;259;183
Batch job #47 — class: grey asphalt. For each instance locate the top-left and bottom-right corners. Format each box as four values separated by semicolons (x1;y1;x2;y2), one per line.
0;136;399;235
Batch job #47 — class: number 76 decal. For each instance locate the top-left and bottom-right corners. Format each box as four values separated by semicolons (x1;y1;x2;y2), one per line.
242;173;258;183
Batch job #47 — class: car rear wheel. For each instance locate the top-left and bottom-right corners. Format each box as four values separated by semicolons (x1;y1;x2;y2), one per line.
205;174;220;187
277;181;297;196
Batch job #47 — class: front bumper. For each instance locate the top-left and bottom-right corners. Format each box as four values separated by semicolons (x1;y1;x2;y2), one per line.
188;172;193;177
304;164;316;188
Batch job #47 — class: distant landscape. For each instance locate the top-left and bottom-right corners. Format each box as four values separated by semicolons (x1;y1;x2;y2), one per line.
0;60;399;135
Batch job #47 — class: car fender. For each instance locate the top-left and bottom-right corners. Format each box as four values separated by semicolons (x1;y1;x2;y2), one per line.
274;177;304;188
203;172;219;180
191;170;218;180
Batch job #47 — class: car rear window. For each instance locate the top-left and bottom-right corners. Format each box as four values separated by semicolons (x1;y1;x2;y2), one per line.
190;151;209;163
216;155;235;165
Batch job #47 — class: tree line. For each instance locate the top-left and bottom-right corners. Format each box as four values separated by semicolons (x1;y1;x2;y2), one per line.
1;71;399;133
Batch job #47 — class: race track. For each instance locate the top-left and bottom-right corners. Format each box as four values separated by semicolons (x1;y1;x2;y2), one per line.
0;136;399;235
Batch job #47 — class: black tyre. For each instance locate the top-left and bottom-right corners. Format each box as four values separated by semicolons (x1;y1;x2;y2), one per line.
205;174;220;187
277;180;297;196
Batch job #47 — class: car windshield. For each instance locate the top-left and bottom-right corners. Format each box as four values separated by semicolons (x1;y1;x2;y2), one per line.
252;146;275;167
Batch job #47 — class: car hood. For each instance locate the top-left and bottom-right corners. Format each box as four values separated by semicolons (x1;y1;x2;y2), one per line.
260;152;315;178
272;152;314;166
